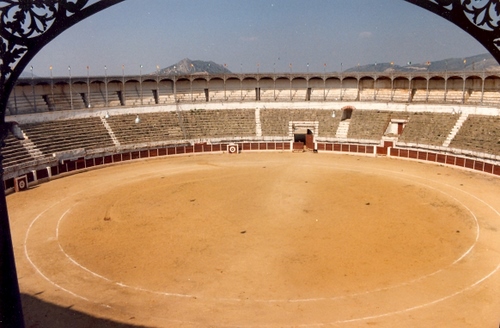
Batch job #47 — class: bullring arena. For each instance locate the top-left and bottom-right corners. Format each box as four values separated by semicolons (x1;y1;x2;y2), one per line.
3;74;500;327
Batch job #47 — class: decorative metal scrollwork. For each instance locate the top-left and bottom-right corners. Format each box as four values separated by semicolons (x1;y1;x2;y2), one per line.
432;0;453;9
405;0;500;63
1;1;67;83
2;1;58;38
462;0;500;31
0;0;124;124
462;0;500;50
0;2;124;326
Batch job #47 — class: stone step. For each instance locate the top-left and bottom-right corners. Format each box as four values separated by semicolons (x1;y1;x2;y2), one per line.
335;120;350;139
442;113;468;147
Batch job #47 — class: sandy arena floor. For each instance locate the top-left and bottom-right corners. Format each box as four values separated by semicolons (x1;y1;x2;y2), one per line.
7;152;500;327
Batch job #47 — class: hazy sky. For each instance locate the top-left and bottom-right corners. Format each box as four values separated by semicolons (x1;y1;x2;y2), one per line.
27;0;488;77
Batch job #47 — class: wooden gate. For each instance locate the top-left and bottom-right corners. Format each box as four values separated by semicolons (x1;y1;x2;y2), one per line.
305;130;314;149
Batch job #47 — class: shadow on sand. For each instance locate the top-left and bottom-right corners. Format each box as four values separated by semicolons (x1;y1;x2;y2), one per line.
21;293;152;328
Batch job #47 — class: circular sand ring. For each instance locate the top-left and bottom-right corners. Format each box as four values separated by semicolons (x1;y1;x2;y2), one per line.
17;154;500;327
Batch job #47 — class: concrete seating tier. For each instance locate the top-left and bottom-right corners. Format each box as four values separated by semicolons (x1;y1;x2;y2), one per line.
260;109;291;136
158;90;175;104
445;90;464;104
11;93;49;114
88;91;121;108
241;90;255;101
52;93;72;110
275;90;291;101
359;88;375;102
325;89;341;101
310;89;326;101
347;110;393;140
209;90;225;102
140;89;157;106
291;90;307;101
260;108;341;138
87;91;106;108
3;107;500;182
341;88;358;101
427;89;445;102
189;91;207;103
106;109;255;144
411;89;428;102
398;112;459;146
175;93;189;102
481;91;500;105
392;89;410;102
158;94;175;104
106;112;184;145
48;93;86;111
260;89;276;101
21;117;115;155
34;95;51;111
466;90;481;105
179;91;195;103
374;88;392;102
226;90;242;102
12;76;500;113
179;109;256;139
449;115;500;156
1;135;35;169
123;87;142;106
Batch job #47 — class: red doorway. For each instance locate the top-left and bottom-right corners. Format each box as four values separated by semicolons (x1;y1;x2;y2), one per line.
294;129;315;150
305;129;314;149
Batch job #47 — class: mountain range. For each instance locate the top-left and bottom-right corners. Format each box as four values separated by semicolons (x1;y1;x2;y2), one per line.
159;54;499;75
22;54;500;78
345;53;499;73
157;58;231;75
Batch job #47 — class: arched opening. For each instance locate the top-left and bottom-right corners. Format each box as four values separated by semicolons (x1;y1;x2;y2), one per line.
341;105;355;121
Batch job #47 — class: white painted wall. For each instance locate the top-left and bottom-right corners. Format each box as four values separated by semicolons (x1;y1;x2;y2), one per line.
7;101;500;124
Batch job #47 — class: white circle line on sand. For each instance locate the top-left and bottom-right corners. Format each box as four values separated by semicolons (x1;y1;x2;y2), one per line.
23;168;215;308
23;190;118;308
55;208;200;297
328;162;483;261
362;161;500;220
257;171;482;303
56;208;112;282
167;263;500;328
23;156;500;326
330;262;500;325
24;202;90;303
52;162;487;313
22;164;209;305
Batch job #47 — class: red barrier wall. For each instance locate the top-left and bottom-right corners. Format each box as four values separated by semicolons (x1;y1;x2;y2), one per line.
389;147;500;176
5;141;500;192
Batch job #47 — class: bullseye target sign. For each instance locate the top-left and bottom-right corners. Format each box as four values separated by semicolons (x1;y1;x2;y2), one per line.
14;175;28;192
227;144;238;154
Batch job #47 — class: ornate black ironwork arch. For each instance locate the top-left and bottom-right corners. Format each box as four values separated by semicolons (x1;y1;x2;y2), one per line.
404;0;500;62
0;1;124;327
0;0;125;123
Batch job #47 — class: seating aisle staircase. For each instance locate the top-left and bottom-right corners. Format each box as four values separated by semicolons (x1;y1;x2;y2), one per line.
255;107;262;137
442;112;468;147
101;117;120;147
335;120;351;139
20;132;44;159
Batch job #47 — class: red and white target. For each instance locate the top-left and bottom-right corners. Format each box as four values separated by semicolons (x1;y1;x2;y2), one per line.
227;144;238;154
